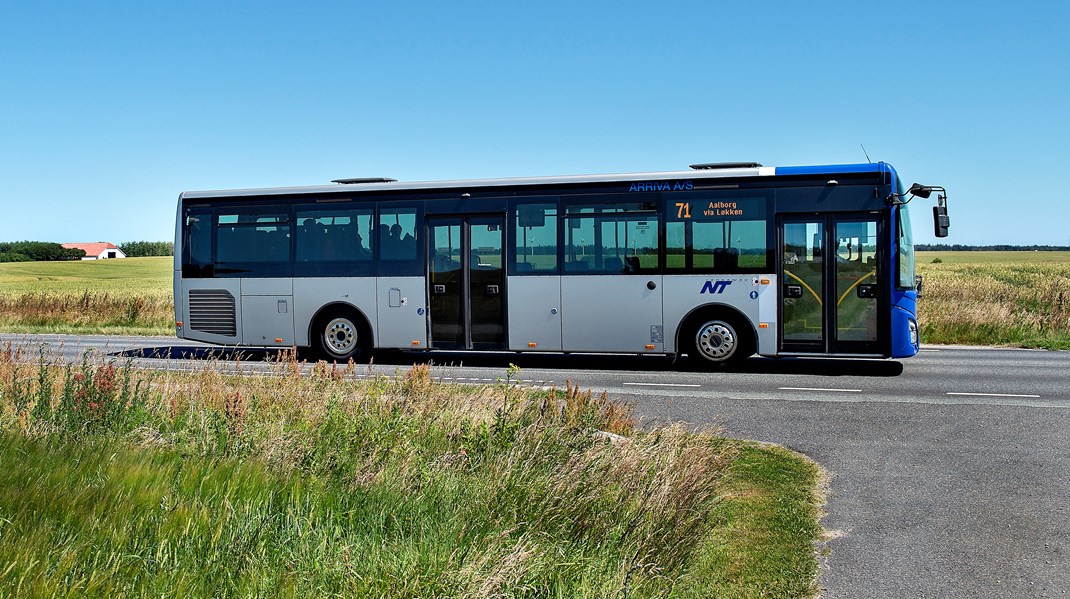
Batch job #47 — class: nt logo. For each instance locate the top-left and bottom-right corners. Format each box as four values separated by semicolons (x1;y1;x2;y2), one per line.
701;280;733;294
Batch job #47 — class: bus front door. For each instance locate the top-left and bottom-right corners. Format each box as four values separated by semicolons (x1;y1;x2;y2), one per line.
779;214;883;355
427;215;507;350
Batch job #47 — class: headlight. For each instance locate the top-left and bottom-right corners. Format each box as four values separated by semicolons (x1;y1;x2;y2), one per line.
909;319;919;347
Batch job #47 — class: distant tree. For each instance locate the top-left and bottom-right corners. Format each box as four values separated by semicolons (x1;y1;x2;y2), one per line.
118;241;174;257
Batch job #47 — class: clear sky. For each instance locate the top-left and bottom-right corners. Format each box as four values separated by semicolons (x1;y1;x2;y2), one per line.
1;1;1067;247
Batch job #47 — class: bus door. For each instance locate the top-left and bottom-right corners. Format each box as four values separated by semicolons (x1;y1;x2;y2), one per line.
427;215;507;350
779;214;883;354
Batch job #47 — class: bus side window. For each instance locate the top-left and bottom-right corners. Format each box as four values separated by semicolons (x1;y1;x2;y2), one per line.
693;219;766;273
295;207;374;276
211;210;292;277
183;208;213;277
378;207;420;276
513;203;558;274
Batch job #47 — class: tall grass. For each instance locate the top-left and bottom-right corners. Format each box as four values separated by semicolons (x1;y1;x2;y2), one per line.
0;345;823;597
917;261;1070;349
0;290;173;334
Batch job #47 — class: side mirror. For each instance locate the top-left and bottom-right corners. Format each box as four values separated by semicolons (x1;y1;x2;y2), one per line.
933;206;950;238
914;275;924;297
907;183;932;198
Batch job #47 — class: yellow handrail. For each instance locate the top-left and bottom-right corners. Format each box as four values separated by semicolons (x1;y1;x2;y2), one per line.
785;271;822;306
837;270;877;306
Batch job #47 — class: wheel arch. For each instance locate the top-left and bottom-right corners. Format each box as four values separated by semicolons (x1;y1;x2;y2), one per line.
307;301;376;349
675;303;757;358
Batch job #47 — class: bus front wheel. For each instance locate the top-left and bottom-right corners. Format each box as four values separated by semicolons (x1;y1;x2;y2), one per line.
313;311;370;362
689;316;753;367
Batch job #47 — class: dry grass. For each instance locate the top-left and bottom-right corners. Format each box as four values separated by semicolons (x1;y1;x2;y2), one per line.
0;291;173;334
917;260;1070;348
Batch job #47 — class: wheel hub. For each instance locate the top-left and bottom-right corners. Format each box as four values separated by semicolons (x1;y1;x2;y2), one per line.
696;321;736;361
325;318;356;356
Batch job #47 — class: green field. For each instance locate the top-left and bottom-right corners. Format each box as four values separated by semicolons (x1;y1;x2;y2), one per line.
0;353;823;597
0;256;172;295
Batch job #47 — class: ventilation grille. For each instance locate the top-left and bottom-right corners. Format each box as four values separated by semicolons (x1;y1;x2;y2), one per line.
189;289;237;336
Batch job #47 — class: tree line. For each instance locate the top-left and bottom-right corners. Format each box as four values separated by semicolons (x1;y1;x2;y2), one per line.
916;244;1070;252
0;242;85;262
0;241;174;262
118;241;174;257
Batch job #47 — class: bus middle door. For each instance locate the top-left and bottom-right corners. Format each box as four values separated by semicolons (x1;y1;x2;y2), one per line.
427;215;507;350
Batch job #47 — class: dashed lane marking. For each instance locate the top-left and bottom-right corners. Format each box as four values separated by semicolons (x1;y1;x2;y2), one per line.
946;392;1041;399
622;382;701;388
779;387;862;393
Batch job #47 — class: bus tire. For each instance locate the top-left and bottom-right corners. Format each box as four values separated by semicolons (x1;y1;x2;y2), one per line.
687;313;754;367
312;309;371;363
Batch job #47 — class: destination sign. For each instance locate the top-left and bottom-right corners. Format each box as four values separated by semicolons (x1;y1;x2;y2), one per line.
669;196;766;221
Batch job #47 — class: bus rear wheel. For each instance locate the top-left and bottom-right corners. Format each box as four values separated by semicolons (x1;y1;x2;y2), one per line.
689;316;754;367
313;311;370;362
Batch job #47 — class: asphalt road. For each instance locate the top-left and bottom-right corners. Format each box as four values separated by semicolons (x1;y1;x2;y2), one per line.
4;333;1068;598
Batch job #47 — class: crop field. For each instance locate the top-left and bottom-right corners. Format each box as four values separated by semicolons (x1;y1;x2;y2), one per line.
916;250;1070;265
916;252;1070;349
0;257;173;335
0;348;822;597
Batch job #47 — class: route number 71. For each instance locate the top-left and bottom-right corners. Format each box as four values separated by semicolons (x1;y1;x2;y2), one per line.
675;202;691;219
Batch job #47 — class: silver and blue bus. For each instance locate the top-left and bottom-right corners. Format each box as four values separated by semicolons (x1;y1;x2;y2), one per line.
174;162;948;365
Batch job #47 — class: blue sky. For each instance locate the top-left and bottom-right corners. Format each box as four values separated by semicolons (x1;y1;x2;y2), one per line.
1;1;1067;247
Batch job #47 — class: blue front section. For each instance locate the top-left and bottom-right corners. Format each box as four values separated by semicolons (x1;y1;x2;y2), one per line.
778;163;920;359
774;163;888;177
886;167;920;359
890;294;920;358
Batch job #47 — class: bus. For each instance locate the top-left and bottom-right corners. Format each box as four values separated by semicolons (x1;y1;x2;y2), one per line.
173;161;948;366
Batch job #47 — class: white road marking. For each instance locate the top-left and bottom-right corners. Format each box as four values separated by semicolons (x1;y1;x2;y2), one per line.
947;392;1041;399
622;382;701;388
779;386;862;393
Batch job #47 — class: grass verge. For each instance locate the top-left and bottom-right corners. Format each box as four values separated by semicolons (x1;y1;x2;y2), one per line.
0;347;823;597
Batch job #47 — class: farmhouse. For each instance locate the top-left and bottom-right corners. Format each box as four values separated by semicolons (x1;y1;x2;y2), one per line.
62;242;126;260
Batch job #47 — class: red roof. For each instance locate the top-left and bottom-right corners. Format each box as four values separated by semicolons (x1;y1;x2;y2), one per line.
62;242;120;256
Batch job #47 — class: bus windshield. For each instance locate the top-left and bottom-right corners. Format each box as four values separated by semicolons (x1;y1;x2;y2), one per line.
897;204;915;289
